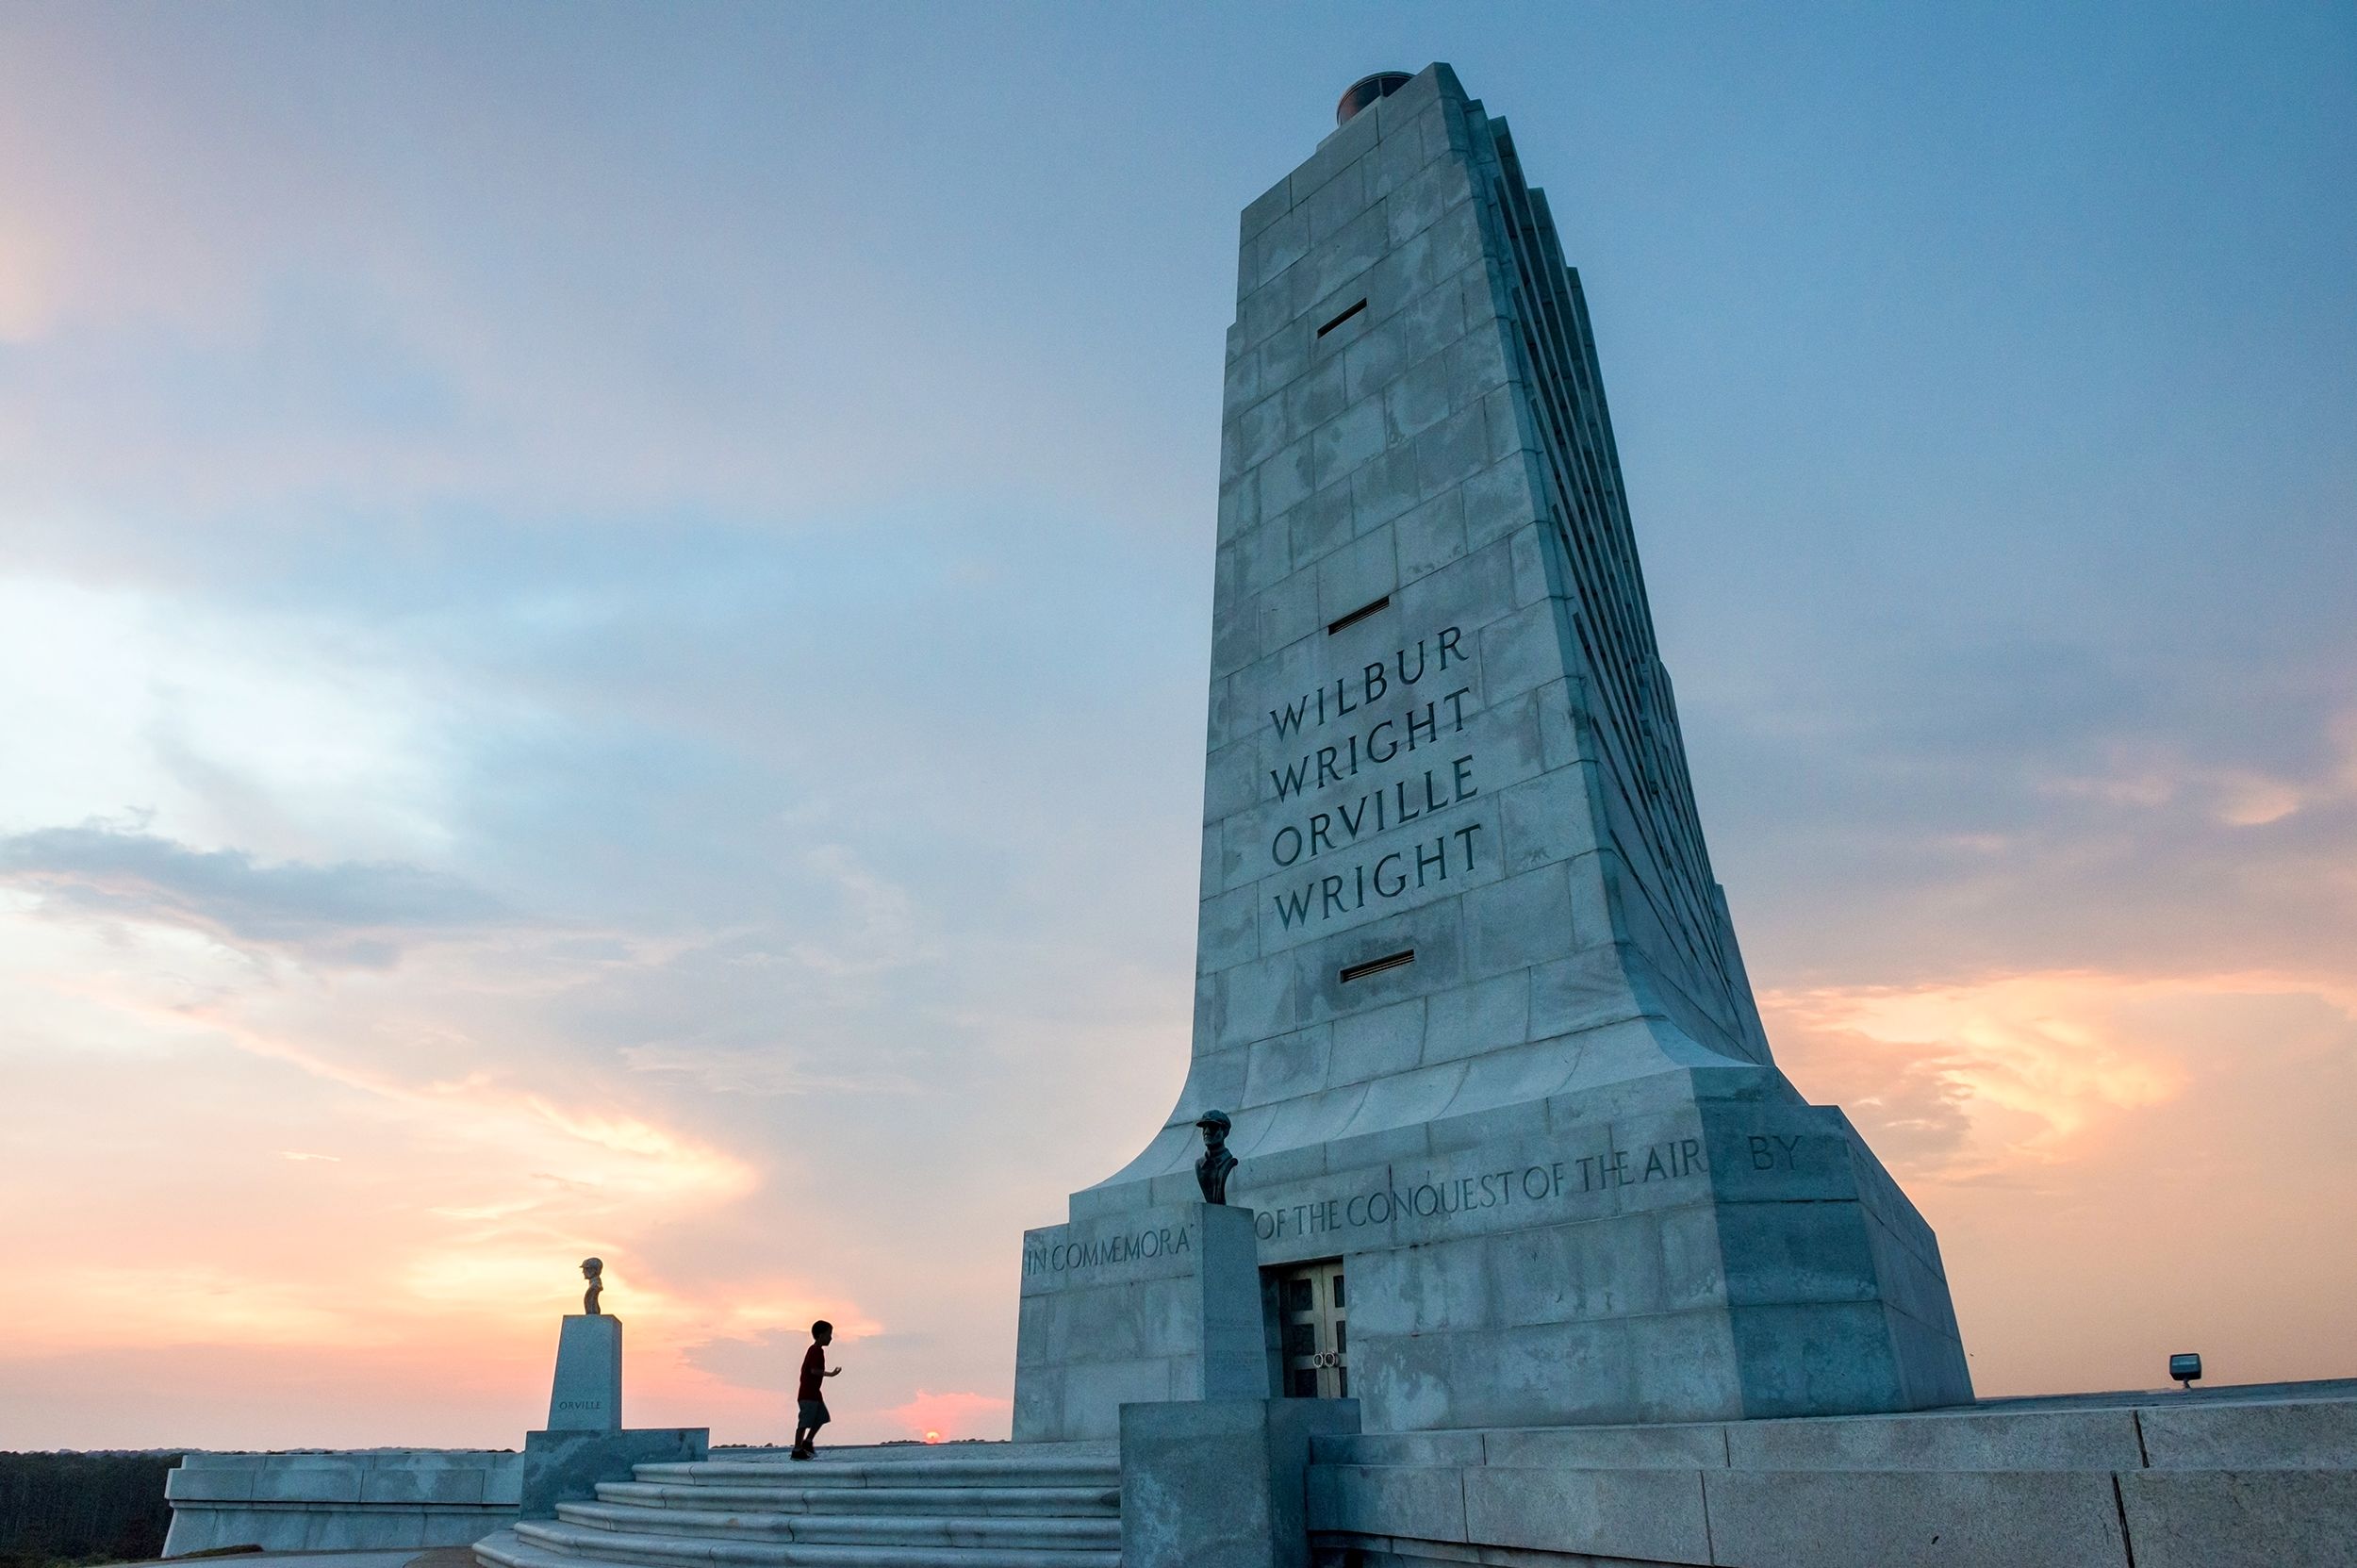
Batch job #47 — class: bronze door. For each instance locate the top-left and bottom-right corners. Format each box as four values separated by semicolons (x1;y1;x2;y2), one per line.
1276;1260;1347;1398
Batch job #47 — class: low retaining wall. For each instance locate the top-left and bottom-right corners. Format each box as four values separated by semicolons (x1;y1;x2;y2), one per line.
163;1450;521;1556
1306;1380;2357;1567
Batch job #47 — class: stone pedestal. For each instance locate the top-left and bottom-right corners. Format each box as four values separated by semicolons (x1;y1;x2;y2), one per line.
1122;1397;1362;1568
519;1427;705;1520
1014;1201;1269;1442
547;1314;622;1431
519;1312;705;1517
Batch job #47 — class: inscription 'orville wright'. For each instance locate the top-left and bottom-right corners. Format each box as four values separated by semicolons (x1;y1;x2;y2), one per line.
1265;621;1488;930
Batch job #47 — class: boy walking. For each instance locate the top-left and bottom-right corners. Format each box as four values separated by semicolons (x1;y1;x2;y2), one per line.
789;1320;840;1461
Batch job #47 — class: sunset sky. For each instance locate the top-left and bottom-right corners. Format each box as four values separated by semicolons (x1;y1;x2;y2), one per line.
2;3;2350;1450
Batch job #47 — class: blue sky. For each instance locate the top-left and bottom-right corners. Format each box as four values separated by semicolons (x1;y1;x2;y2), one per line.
0;2;2350;1446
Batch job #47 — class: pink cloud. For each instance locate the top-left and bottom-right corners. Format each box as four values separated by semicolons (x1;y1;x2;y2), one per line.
880;1388;1014;1444
1767;967;2357;1395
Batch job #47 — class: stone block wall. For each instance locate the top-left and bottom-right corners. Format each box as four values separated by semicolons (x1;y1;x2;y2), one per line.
1306;1383;2357;1567
163;1450;520;1556
1015;1201;1267;1442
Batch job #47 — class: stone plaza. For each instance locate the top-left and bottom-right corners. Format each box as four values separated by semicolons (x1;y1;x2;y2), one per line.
164;62;2355;1568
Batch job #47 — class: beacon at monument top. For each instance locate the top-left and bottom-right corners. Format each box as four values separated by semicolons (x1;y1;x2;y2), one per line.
1335;70;1413;125
1014;61;1973;1442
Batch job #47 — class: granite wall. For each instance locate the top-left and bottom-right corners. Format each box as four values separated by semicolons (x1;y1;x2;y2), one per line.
163;1449;520;1556
1304;1383;2357;1567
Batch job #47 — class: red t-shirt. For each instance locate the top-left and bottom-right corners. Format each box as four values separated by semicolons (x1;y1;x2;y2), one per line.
798;1344;826;1400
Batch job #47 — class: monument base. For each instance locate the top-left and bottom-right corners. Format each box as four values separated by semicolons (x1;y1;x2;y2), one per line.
1319;1069;1972;1428
1022;1053;1971;1436
1122;1397;1361;1568
1014;1200;1268;1443
519;1427;707;1520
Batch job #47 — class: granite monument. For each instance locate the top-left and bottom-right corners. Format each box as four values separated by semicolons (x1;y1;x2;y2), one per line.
1014;63;1971;1444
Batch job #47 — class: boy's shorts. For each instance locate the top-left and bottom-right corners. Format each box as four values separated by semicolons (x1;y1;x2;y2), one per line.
798;1398;830;1429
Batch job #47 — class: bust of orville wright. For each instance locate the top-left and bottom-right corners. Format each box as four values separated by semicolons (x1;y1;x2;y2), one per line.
581;1256;604;1315
1195;1110;1238;1205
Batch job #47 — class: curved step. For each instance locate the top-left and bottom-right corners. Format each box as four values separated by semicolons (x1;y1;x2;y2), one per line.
554;1501;1117;1548
718;1443;1115;1467
482;1520;1120;1568
593;1481;1119;1516
635;1457;1118;1491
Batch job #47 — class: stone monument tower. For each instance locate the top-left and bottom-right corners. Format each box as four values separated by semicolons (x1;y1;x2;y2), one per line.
1014;63;1971;1441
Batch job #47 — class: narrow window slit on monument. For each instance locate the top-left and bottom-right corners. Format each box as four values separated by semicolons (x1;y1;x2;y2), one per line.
1339;949;1414;983
1326;595;1390;635
1315;298;1368;338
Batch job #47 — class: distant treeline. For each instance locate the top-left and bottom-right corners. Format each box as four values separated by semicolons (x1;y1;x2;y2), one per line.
0;1453;179;1568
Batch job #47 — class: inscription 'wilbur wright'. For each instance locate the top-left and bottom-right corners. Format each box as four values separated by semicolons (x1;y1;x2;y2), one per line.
1265;621;1488;929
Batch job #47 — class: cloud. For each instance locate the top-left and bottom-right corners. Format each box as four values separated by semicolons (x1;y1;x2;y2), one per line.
880;1388;1013;1443
26;1263;360;1349
782;845;928;979
0;822;503;966
2033;715;2357;829
680;1328;813;1394
619;1043;915;1098
681;1320;888;1395
1766;965;2357;1395
1766;966;2357;1181
163;1002;766;1215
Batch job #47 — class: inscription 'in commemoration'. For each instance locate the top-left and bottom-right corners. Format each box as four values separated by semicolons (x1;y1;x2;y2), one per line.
1265;624;1488;930
1021;1222;1194;1279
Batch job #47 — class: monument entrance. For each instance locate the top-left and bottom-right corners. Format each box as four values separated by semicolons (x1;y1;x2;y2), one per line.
1014;63;1972;1441
1273;1260;1349;1399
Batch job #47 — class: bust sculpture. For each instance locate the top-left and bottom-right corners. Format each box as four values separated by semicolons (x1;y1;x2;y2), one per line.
581;1257;604;1315
1195;1110;1238;1205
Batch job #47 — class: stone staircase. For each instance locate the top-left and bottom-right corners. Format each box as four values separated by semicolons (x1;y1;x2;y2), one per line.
473;1442;1121;1568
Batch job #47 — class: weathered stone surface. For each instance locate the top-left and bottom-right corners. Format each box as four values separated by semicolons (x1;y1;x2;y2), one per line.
1705;1469;2131;1566
1307;1461;1467;1544
1300;1389;2357;1565
519;1427;706;1521
163;1451;522;1556
1723;1405;2145;1473
1122;1397;1359;1568
2117;1468;2357;1568
1014;1202;1268;1442
1461;1465;1710;1561
2136;1392;2357;1470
